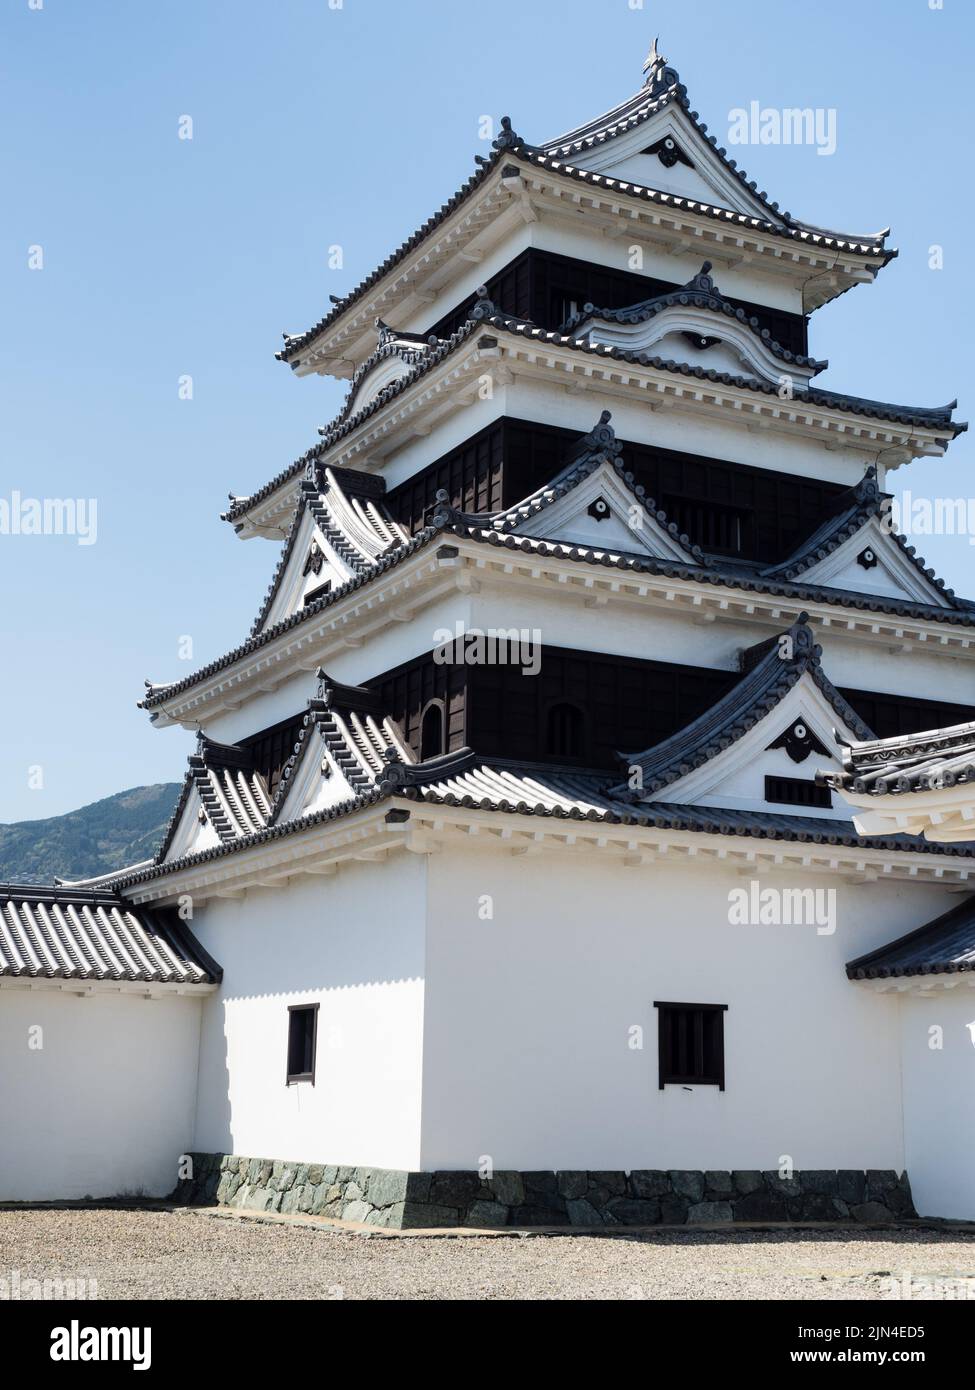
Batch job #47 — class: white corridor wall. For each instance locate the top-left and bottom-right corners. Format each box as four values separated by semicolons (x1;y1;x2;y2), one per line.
0;987;202;1201
900;989;975;1220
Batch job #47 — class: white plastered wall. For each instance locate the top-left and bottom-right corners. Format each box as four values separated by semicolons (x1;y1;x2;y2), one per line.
418;840;951;1172
0;988;203;1200
899;988;975;1220
191;853;427;1171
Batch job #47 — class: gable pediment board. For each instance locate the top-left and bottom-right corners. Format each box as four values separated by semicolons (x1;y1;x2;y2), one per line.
540;40;784;223
547;101;777;224
783;516;956;608
643;675;867;817
269;685;414;828
564;261;826;387
253;468;410;637
155;739;272;865
156;775;222;864
435;410;710;565
614;613;875;815
763;468;961;610
257;505;353;636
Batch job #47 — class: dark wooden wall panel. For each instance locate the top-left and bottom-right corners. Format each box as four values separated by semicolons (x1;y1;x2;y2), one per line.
360;648;975;772
372;656;468;760
427;248;809;356
840;688;975;742
385;422;505;534
386;416;848;565
241;715;306;800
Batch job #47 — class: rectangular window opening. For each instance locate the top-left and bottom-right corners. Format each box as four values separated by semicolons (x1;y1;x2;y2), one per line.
654;1001;727;1089
764;775;832;809
286;1003;319;1085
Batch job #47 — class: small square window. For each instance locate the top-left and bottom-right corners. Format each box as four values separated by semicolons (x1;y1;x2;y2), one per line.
654;1001;727;1090
286;1004;319;1085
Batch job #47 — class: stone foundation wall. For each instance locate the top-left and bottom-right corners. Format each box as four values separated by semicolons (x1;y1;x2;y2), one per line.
173;1155;916;1228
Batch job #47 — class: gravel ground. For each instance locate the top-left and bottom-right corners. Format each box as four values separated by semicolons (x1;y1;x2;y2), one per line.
2;1207;975;1300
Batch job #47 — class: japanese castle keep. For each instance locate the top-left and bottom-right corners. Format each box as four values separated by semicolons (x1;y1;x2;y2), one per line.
4;39;975;1228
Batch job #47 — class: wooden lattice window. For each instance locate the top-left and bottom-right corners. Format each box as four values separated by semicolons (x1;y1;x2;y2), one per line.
655;1002;727;1089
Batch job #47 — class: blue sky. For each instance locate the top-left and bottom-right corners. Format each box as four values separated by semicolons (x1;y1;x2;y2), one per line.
1;0;972;822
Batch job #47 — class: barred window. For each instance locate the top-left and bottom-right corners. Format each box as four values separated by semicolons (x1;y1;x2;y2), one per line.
655;1002;727;1089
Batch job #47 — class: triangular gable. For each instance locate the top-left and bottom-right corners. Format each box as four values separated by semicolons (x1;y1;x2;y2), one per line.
541;43;784;224
156;775;223;863
269;686;414;828
781;516;956;607
615;614;874;817
437;410;709;566
505;456;708;561
155;740;271;865
763;470;959;609
644;672;867;816
254;469;409;636
257;504;349;634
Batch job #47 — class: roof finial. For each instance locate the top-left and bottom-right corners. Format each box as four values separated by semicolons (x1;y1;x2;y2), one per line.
568;409;622;463
468;285;498;322
643;35;662;80
492;116;524;152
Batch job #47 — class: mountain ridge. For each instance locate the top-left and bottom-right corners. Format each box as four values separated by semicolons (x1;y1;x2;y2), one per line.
0;783;181;885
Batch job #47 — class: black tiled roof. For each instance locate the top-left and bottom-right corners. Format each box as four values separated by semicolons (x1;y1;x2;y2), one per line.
241;306;966;531
143;507;975;717
109;744;975;897
0;885;221;985
277;46;895;369
824;722;975;797
846;896;975;980
540;41;887;250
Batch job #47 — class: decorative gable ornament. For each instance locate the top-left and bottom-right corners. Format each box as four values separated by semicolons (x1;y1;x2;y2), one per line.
642;135;694;169
767;719;830;765
432;412;710;566
302;541;325;577
565;262;827;387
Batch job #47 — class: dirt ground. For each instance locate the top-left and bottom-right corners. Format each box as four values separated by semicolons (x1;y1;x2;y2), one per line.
2;1206;975;1300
